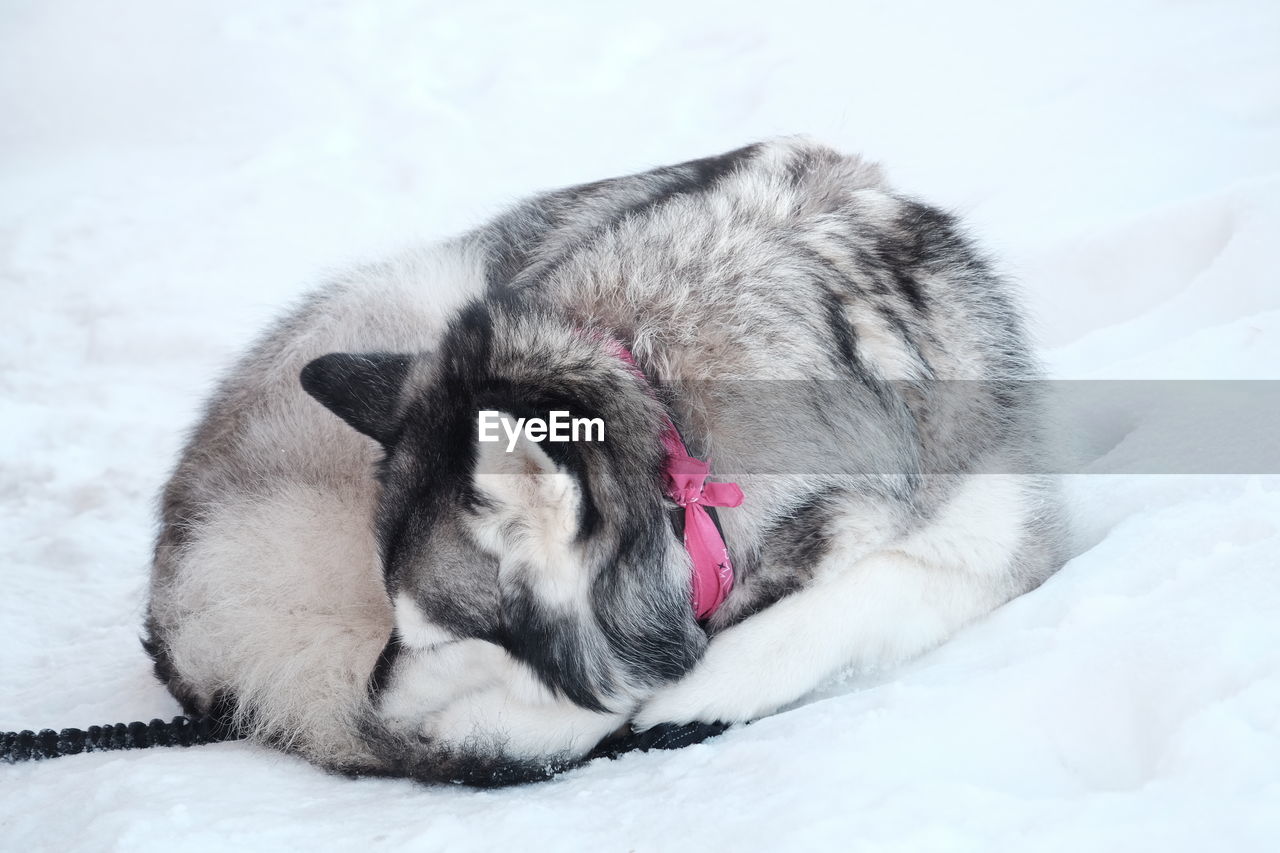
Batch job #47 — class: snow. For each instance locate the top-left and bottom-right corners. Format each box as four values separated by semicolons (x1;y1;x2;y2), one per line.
3;0;1279;849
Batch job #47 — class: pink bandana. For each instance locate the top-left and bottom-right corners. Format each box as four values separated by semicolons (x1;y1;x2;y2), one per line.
600;338;745;620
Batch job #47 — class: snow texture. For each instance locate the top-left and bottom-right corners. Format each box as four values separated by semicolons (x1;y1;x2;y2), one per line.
3;1;1279;850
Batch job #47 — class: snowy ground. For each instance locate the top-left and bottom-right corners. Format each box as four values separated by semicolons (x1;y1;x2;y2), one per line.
3;1;1279;850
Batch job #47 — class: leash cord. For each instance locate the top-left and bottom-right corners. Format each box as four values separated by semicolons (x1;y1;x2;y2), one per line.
2;715;243;764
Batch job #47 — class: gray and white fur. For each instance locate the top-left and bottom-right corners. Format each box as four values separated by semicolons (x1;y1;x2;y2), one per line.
145;138;1065;786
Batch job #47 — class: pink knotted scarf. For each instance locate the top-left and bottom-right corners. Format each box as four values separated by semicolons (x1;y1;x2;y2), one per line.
600;337;744;620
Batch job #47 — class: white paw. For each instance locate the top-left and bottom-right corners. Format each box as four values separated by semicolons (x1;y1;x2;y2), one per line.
430;684;624;758
632;662;765;730
377;638;625;761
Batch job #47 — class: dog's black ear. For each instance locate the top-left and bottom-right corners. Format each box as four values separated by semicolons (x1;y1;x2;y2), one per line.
300;352;414;446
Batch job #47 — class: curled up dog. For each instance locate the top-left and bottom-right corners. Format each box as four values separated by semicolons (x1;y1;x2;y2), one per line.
142;138;1066;786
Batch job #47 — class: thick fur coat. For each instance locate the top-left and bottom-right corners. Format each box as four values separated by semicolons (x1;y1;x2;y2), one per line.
145;138;1064;785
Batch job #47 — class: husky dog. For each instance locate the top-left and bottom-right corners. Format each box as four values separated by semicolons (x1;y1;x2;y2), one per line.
145;138;1064;785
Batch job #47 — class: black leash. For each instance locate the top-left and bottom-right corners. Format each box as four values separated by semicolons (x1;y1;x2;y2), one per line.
2;715;723;767
3;705;727;773
2;714;243;764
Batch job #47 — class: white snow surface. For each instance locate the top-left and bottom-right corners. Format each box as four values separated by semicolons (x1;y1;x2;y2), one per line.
3;1;1279;850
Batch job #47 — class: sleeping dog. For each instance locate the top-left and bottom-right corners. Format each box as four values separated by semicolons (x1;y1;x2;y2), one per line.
144;138;1065;785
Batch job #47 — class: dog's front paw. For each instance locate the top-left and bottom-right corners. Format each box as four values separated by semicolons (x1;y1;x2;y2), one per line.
631;669;758;732
631;684;712;731
633;618;801;731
